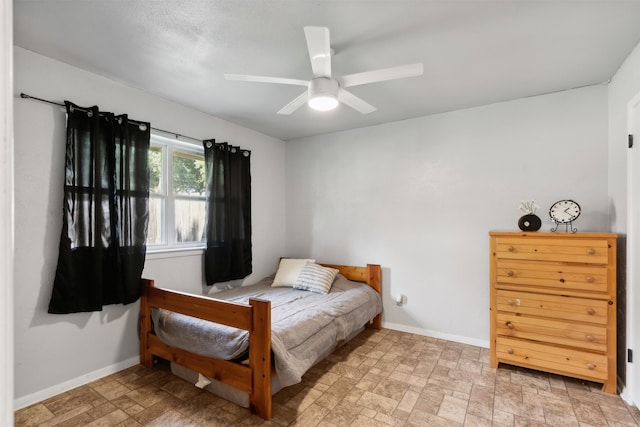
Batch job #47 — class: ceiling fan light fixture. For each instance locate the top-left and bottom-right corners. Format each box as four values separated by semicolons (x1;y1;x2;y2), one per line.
308;77;339;111
309;94;338;111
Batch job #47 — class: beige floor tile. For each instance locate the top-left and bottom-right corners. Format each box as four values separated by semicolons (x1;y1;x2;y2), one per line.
14;404;55;427
397;389;420;413
494;394;546;423
356;390;399;415
318;402;359;425
314;390;342;410
493;408;516;426
467;400;493;420
599;402;639;426
372;377;410;400
84;409;129;427
464;413;492;426
542;407;580;426
513;414;549;426
413;395;442;416
389;369;428;387
91;380;132;401
437;394;469;423
350;414;393;426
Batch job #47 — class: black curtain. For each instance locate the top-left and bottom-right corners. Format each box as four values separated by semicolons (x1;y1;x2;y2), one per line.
203;140;252;284
48;101;150;314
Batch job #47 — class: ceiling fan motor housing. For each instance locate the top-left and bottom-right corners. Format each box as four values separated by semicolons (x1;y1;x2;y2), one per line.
309;77;339;96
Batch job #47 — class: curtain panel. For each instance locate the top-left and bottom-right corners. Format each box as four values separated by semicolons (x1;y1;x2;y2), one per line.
203;140;252;284
48;101;150;314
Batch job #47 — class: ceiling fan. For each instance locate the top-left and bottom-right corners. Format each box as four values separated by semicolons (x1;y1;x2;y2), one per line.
224;26;424;115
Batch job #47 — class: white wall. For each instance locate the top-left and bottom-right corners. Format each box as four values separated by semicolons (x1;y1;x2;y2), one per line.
608;40;640;405
13;47;286;406
2;0;14;424
286;85;609;345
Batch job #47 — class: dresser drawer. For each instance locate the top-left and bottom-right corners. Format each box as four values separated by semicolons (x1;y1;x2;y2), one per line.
496;312;607;352
496;336;607;381
496;289;608;325
495;237;609;264
496;259;608;293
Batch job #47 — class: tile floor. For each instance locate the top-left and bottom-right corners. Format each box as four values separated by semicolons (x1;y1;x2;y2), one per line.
15;328;640;426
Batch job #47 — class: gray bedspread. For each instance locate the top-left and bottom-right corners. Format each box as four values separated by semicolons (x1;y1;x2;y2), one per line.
151;274;382;387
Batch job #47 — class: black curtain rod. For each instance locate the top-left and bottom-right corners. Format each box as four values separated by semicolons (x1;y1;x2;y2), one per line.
19;92;204;144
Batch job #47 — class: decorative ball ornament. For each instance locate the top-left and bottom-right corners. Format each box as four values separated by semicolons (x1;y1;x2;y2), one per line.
518;214;542;231
518;200;541;231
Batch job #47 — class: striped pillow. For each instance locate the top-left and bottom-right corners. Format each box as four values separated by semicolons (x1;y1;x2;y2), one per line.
293;262;339;294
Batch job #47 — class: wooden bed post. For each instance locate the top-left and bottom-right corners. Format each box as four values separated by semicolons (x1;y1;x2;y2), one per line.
139;278;154;368
367;264;382;329
248;298;272;420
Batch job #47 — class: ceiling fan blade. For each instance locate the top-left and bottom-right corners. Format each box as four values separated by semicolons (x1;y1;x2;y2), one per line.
304;26;331;78
337;89;376;114
277;91;309;115
224;73;308;86
337;63;423;88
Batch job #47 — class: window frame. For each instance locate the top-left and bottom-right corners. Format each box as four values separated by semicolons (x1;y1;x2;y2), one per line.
147;134;206;253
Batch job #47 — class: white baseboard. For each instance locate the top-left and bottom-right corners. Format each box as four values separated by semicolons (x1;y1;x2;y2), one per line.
13;356;140;411
382;321;490;349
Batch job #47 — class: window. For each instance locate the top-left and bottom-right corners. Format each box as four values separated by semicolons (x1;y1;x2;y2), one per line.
147;134;206;250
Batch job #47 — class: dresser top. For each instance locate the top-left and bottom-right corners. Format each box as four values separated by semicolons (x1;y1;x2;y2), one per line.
489;231;618;238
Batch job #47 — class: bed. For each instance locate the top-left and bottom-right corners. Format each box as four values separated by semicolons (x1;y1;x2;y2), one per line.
139;262;382;420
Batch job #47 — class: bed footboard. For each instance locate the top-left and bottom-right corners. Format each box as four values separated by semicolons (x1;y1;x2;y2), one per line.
139;279;272;419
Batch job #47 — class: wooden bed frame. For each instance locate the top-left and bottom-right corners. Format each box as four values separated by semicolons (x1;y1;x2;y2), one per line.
139;263;382;420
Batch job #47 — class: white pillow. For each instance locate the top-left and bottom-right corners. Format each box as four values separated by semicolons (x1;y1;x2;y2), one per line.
271;258;315;287
293;262;339;294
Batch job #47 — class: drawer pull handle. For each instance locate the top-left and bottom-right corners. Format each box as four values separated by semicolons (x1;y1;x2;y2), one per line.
507;299;515;305
586;335;595;342
587;308;596;315
587;248;595;255
587;363;596;370
506;321;514;329
508;246;515;252
507;348;514;354
586;276;595;283
507;271;514;277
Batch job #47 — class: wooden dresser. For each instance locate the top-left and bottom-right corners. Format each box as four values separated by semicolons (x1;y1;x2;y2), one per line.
489;231;617;393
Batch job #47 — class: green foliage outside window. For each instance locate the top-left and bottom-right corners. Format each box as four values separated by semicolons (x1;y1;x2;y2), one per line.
173;152;205;195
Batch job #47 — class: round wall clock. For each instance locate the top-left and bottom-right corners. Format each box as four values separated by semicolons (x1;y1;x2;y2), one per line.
549;199;581;232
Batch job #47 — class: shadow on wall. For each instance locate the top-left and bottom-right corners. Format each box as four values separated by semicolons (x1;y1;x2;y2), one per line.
617;235;627;391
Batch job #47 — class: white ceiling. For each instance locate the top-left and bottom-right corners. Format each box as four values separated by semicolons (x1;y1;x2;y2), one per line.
13;1;640;141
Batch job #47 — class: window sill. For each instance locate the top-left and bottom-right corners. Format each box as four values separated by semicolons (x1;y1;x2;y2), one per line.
146;246;204;260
